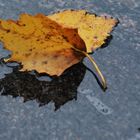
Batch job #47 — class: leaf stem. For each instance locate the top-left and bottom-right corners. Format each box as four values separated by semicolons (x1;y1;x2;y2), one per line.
72;47;107;90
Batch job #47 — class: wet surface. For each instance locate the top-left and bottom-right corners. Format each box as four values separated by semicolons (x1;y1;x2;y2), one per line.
0;0;140;140
0;63;86;110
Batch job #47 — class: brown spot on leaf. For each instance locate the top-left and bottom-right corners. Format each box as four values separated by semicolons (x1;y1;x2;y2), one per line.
42;61;48;64
25;53;31;57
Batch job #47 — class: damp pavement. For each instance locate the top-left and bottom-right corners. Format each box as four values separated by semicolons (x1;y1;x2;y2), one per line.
0;0;140;140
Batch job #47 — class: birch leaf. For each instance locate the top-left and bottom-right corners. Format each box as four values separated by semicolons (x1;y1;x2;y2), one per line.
48;10;118;52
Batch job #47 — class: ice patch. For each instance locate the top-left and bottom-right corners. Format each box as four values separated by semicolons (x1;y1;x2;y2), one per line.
86;94;113;115
78;89;113;115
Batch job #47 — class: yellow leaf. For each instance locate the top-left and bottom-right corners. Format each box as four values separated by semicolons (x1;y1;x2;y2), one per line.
48;10;118;52
0;11;118;89
0;14;86;76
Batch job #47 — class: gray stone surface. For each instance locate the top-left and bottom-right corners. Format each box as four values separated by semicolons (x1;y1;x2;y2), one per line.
0;0;140;140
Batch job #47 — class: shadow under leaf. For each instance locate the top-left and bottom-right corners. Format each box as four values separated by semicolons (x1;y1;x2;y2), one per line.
0;62;86;110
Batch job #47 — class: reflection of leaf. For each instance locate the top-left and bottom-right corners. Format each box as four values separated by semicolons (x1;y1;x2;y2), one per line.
0;14;85;76
0;62;86;110
48;10;118;52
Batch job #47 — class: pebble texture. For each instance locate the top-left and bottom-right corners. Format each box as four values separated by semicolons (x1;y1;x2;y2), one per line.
0;0;140;140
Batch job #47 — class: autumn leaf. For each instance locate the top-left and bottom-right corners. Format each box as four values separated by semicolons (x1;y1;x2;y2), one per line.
48;10;118;52
0;14;85;76
0;10;118;89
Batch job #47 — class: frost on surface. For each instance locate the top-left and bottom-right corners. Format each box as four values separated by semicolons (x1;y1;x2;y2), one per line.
0;43;13;79
0;63;13;79
0;43;11;59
